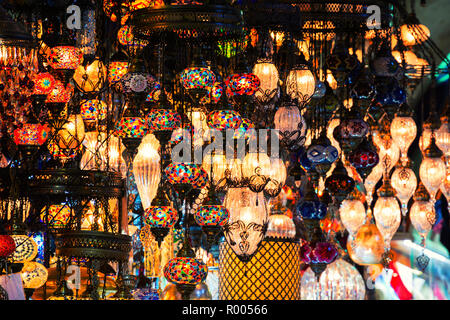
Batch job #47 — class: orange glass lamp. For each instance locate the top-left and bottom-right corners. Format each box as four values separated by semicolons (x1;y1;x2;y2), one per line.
400;14;430;47
48;45;83;84
73;58;107;93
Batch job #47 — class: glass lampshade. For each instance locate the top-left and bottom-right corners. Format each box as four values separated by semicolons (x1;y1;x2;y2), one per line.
265;158;287;196
223;187;268;261
252;60;279;101
46;81;74;103
441;169;450;204
436;120;450;156
13;124;50;146
373;195;401;248
164;257;208;285
286;65;316;104
274;103;307;145
144;206;178;228
31;72;56;95
347;222;385;265
194;205;229;227
57;114;86;150
115;117;147;138
339;199;366;236
390;116;417;165
180;67;216;91
400;23;430;46
165;163;205;186
146;109;182;132
409;200;435;238
108;61;129;84
80;99;108;122
21;261;48;289
233;117;255;140
419;128;432;153
133;134;161;210
419;147;446;203
40;204;72;229
202;151;227;186
225;73;260;97
242;151;271;179
301;259;366;300
200;82;223;105
73;59;107;93
81;132;126;175
48;46;83;70
206;110;242;131
391;166;417;216
265;214;296;239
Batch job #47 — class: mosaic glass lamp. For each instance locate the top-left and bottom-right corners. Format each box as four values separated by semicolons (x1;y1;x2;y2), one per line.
194;188;229;246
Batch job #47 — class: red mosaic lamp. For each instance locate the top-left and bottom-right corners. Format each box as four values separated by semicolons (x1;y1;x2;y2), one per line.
144;186;179;246
163;235;208;300
194;187;229;247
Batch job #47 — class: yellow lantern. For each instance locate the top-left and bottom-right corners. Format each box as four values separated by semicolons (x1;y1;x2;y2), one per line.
57;114;86;151
219;240;301;300
73;59;107;93
286;65;316;105
242;151;271;179
400;19;430;46
252;60;279;102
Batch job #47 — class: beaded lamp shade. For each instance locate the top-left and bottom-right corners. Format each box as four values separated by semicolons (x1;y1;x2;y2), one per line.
31;73;56;95
164;257;208;285
164;163;205;185
13;124;49;146
108;61;129;84
219;240;301;300
147;109;182;131
40;204;72;229
180;67;216;91
194;205;229;227
115;117;147;138
207;110;242;131
0;235;16;258
80;100;108;122
11;235;38;263
225;73;260;97
48;46;83;70
144;207;178;228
